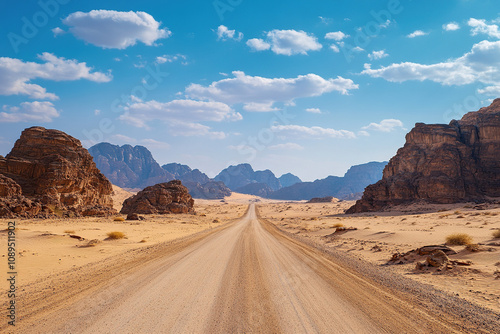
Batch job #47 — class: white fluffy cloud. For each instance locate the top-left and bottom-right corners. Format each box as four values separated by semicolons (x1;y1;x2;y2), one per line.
246;38;271;51
0;53;111;100
119;99;240;138
248;30;322;55
186;71;358;111
368;50;389;60
325;31;348;41
155;54;187;64
361;119;404;132
0;101;59;123
271;125;356;139
468;18;500;39
216;25;243;41
305;108;321;114
329;44;340;53
407;30;428;38
443;22;460;31
268;143;304;151
52;27;65;36
362;40;500;93
63;10;170;49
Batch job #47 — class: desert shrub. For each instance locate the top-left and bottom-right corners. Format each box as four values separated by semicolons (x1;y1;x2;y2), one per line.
492;230;500;239
212;219;220;224
113;217;125;222
446;233;473;245
332;223;344;228
64;230;75;234
106;231;126;240
454;211;461;215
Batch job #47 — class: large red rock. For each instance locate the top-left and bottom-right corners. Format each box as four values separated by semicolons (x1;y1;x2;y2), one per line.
120;180;195;215
0;127;115;217
347;99;500;213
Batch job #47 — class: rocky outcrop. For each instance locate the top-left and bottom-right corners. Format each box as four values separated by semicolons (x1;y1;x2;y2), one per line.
89;143;174;189
120;180;194;214
0;127;115;218
269;162;387;201
347;99;500;213
214;163;282;192
307;196;339;203
279;173;302;188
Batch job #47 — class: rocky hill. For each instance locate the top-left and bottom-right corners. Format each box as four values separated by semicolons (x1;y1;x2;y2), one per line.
121;180;194;215
279;173;302;188
347;99;500;213
214;163;282;193
89;143;174;189
269;162;387;201
0;127;115;218
162;163;230;199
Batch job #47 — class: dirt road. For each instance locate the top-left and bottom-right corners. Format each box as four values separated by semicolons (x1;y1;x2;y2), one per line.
14;205;481;333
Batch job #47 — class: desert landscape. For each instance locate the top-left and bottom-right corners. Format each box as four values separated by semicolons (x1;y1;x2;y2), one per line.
3;1;500;333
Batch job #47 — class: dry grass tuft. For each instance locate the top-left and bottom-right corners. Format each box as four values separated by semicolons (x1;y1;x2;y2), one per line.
493;230;500;239
64;230;75;234
113;217;125;222
331;223;345;228
106;231;126;240
446;233;473;246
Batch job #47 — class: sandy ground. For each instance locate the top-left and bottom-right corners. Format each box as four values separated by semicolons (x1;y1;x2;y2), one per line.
258;200;500;313
0;190;247;286
7;204;496;333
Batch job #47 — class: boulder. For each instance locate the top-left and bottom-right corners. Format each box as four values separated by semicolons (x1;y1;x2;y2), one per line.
426;250;450;267
121;180;195;215
0;127;115;218
348;99;500;213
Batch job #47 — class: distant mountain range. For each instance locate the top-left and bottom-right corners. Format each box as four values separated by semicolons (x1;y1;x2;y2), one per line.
215;161;386;200
89;142;386;201
268;162;387;200
89;143;230;199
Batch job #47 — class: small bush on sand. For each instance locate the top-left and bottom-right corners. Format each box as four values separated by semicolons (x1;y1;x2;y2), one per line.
493;230;500;239
446;233;473;245
113;217;125;222
64;230;75;234
106;231;126;240
332;223;344;228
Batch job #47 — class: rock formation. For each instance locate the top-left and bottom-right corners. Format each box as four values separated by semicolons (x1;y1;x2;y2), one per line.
307;196;339;203
120;180;195;215
279;173;302;188
214;163;282;192
269;162;387;201
347;99;500;213
0;127;115;218
89;143;174;189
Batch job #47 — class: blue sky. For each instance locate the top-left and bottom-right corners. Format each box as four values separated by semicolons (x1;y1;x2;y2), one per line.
0;0;499;181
